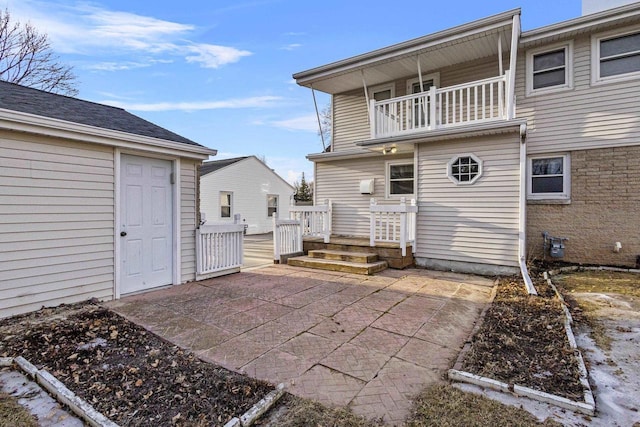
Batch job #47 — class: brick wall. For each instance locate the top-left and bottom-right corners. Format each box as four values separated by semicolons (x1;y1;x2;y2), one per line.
527;145;640;267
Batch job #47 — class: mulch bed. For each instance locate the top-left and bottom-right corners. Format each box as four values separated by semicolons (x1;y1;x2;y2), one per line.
461;277;584;401
0;302;274;426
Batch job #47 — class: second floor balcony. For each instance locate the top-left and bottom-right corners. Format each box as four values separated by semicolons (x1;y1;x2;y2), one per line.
370;72;509;139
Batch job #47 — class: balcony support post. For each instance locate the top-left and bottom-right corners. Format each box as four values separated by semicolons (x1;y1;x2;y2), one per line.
507;14;520;120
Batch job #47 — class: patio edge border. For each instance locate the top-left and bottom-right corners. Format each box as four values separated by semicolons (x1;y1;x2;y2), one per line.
11;356;119;427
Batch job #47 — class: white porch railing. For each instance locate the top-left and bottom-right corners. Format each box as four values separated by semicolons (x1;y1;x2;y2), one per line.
273;214;303;263
370;72;509;139
196;221;244;279
369;197;418;257
289;199;332;243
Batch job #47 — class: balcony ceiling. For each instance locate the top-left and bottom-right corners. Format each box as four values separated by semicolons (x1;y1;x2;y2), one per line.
294;9;519;94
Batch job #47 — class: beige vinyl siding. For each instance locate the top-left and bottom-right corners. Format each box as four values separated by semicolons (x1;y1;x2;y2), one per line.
315;154;414;236
331;56;504;152
332;90;370;151
180;159;198;283
416;133;520;267
0;131;115;318
517;26;640;154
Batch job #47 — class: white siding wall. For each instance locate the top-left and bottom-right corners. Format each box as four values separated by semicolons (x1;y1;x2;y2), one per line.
416;133;520;267
199;157;294;234
517;26;640;154
315;154;414;237
180;159;198;282
0;131;115;318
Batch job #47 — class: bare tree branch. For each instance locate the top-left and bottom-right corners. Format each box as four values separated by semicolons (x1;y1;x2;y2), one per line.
0;9;78;96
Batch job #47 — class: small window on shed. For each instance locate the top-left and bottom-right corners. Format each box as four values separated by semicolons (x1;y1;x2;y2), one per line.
447;154;482;185
267;194;278;217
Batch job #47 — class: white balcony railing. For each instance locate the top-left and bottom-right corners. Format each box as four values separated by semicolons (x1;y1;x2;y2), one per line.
369;197;417;257
370;72;509;139
289;199;332;243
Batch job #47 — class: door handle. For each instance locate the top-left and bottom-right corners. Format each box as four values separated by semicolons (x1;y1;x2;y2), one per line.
120;231;127;237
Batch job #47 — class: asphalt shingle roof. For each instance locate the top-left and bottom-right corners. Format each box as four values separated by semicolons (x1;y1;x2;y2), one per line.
199;157;248;176
0;81;201;146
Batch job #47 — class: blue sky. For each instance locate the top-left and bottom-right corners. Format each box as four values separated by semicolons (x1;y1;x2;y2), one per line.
4;0;582;184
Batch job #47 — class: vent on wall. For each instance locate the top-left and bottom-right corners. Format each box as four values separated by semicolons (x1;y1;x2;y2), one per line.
359;179;374;194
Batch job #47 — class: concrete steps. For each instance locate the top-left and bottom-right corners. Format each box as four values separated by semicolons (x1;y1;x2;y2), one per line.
287;249;388;275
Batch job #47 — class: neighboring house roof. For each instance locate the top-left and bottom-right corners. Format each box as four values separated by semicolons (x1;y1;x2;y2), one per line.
0;81;201;147
200;156;295;190
200;156;249;176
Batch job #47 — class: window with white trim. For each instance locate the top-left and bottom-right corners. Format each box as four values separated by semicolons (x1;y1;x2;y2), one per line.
592;29;640;83
220;191;232;218
527;155;570;200
267;194;278;217
368;83;395;102
526;42;573;95
386;161;414;197
447;154;482;185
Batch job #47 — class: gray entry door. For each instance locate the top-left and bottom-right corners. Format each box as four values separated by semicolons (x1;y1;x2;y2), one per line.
120;154;173;294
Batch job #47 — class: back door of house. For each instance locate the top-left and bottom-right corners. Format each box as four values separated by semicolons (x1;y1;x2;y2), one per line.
120;154;173;294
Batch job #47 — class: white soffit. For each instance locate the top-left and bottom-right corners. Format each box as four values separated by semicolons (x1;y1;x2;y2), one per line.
294;10;518;94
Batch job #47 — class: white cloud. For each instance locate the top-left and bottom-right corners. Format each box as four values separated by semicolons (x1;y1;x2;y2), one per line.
280;43;302;51
185;44;252;69
6;0;251;70
269;114;318;132
103;96;284;112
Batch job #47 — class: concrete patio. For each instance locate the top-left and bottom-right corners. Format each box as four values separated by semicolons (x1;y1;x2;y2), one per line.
106;265;494;425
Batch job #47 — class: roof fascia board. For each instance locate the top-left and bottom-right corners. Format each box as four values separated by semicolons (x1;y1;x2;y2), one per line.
357;120;527;148
0;108;215;159
307;149;383;162
521;2;640;44
294;9;520;85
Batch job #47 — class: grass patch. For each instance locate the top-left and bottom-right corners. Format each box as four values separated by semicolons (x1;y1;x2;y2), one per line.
273;395;384;426
554;270;640;351
555;271;640;298
0;392;38;427
406;384;561;427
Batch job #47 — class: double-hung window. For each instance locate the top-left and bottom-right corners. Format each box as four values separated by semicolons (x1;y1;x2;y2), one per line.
267;195;278;217
592;30;640;83
386;161;414;197
527;42;573;95
527;155;570;201
220;191;232;218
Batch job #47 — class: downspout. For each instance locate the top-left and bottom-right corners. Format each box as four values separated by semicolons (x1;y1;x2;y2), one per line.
519;123;537;295
510;12;536;295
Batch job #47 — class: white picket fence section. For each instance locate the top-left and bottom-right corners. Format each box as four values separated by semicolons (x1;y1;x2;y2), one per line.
273;215;303;263
196;222;244;279
369;197;418;257
371;72;509;138
289;199;332;243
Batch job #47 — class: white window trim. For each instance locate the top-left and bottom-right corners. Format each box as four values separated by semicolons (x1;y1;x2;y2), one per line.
220;191;233;219
385;160;415;199
446;153;483;186
527;154;571;201
526;41;574;96
591;27;640;86
406;72;441;93
368;83;395;102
